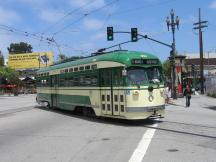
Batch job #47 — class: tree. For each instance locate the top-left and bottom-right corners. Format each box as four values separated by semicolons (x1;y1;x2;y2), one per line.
7;42;33;54
58;54;67;61
5;68;21;85
0;67;21;85
162;60;171;80
0;51;4;67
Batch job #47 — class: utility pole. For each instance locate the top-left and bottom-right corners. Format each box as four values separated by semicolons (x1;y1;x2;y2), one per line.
193;8;208;94
166;9;180;99
38;56;41;69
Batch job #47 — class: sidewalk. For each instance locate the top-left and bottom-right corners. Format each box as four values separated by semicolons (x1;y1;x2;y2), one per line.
167;94;216;110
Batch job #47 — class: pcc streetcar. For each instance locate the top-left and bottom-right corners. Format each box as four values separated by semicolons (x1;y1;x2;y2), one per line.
36;50;165;120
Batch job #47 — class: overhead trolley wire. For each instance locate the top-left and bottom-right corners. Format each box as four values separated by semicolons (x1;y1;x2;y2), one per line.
42;0;97;34
52;0;120;36
111;0;177;16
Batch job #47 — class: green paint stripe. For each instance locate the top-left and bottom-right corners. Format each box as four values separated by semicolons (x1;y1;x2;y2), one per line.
37;93;91;105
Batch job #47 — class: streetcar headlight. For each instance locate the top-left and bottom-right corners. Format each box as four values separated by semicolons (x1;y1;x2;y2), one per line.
133;90;139;95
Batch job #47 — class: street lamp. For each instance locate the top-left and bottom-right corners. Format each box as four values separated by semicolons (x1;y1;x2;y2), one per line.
166;9;180;99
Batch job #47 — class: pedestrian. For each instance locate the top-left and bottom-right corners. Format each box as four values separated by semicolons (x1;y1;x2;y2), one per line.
164;83;169;104
164;82;171;104
184;84;192;107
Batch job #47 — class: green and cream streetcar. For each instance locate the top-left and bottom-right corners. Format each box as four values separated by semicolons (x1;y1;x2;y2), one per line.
36;50;165;120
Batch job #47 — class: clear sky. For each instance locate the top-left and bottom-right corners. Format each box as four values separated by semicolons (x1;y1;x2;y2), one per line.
0;0;216;61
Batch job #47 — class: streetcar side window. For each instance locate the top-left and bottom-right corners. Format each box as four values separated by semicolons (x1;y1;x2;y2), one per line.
91;75;98;86
79;76;85;86
68;77;74;86
73;77;79;86
101;70;111;86
85;76;91;85
59;77;65;87
113;69;123;86
64;77;70;87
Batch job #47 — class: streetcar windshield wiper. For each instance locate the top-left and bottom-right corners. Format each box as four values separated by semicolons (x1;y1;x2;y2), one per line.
149;79;160;87
149;79;160;84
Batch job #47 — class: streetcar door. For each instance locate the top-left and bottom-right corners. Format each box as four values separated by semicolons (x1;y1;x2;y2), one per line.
51;75;58;107
112;68;121;116
100;68;113;115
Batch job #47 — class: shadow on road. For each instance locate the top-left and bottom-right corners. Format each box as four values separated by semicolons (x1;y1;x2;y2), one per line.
145;124;216;139
204;106;216;111
34;105;159;127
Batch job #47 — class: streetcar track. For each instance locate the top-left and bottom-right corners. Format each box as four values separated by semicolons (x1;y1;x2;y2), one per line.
0;106;35;116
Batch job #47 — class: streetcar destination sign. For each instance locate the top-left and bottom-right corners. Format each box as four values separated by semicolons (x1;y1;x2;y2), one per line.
131;59;158;65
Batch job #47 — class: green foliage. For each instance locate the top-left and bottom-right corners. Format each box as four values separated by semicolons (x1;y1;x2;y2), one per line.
58;54;67;61
162;60;171;79
7;42;33;54
0;54;4;67
0;67;21;85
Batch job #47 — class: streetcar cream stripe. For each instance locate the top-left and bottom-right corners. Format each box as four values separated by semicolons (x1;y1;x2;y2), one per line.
128;123;158;162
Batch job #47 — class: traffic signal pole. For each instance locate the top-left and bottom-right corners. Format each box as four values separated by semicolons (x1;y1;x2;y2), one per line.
105;29;172;51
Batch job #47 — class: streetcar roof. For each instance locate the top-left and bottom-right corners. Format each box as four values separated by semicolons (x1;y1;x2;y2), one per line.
37;50;161;73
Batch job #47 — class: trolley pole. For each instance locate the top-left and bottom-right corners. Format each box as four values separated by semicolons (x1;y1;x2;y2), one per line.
166;9;180;99
193;8;208;94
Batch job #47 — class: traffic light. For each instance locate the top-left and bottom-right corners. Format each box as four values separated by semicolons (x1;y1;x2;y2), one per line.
107;27;113;41
131;28;138;42
191;64;195;72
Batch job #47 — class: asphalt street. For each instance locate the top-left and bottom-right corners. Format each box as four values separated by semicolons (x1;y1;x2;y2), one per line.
0;94;215;162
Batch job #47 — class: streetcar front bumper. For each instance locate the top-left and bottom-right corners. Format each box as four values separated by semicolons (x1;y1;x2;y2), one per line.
124;105;165;120
125;105;165;113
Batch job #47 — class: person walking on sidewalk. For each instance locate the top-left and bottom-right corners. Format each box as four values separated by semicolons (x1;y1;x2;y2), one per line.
184;84;192;107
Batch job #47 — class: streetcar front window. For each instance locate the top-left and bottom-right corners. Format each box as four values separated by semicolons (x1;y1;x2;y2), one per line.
146;67;162;82
127;67;163;85
127;69;148;85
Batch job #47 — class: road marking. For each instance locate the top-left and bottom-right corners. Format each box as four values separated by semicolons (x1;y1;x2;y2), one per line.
128;123;158;162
